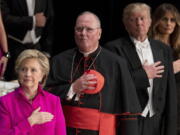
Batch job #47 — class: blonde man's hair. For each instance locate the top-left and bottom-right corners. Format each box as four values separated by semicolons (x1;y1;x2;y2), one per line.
15;49;50;86
123;3;151;23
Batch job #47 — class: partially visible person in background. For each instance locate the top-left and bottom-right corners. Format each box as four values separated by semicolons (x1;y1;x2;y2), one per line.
0;49;66;135
0;12;19;96
0;12;9;79
0;0;54;81
150;3;180;134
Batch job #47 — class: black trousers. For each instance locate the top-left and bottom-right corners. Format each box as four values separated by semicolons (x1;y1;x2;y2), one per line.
138;114;162;135
4;38;41;81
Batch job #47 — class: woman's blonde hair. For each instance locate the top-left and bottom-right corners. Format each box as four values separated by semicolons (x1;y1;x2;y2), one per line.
15;49;50;86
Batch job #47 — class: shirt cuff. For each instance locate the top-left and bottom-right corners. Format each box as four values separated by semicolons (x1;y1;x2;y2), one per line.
66;84;76;100
33;16;36;29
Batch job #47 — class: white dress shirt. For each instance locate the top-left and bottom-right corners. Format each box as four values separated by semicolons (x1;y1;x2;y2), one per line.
23;0;40;44
131;37;155;117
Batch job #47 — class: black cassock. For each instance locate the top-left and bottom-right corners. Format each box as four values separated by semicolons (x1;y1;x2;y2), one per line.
46;46;141;135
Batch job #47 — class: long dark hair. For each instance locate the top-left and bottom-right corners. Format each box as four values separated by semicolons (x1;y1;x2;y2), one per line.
150;3;180;56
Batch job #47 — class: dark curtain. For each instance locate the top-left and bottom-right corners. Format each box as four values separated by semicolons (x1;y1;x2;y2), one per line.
52;0;179;56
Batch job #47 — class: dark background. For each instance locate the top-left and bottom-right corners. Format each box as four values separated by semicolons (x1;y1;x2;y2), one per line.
52;0;179;56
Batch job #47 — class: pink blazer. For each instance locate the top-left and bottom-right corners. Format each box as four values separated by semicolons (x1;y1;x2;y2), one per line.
0;86;66;135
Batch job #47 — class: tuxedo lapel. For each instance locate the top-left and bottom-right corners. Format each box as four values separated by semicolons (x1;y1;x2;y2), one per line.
122;38;164;95
121;37;142;69
150;39;164;94
17;0;28;15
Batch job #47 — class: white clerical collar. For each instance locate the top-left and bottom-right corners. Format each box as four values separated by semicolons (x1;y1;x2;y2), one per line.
79;46;98;57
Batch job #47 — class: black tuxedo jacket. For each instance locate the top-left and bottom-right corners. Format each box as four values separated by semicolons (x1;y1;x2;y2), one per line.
0;0;54;53
104;37;177;135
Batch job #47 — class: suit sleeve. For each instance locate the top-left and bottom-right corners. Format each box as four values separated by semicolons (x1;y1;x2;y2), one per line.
0;0;33;32
39;0;54;54
131;68;150;89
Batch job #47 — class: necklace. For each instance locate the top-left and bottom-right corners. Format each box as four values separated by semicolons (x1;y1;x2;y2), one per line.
70;47;102;83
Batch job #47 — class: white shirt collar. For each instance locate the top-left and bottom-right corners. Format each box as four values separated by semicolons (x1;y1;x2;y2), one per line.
131;37;150;49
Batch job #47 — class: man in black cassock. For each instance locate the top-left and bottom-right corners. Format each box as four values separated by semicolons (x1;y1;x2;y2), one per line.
46;11;141;135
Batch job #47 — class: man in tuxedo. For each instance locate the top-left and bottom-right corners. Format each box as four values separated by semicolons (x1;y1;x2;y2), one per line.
104;3;177;135
1;0;54;80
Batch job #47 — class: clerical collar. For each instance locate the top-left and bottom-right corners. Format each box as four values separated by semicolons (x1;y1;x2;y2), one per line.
79;46;99;57
77;46;101;58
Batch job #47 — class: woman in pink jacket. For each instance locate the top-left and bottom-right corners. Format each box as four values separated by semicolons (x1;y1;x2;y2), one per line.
0;49;66;135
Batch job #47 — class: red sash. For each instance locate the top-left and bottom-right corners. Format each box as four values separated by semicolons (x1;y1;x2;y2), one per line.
63;105;116;135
